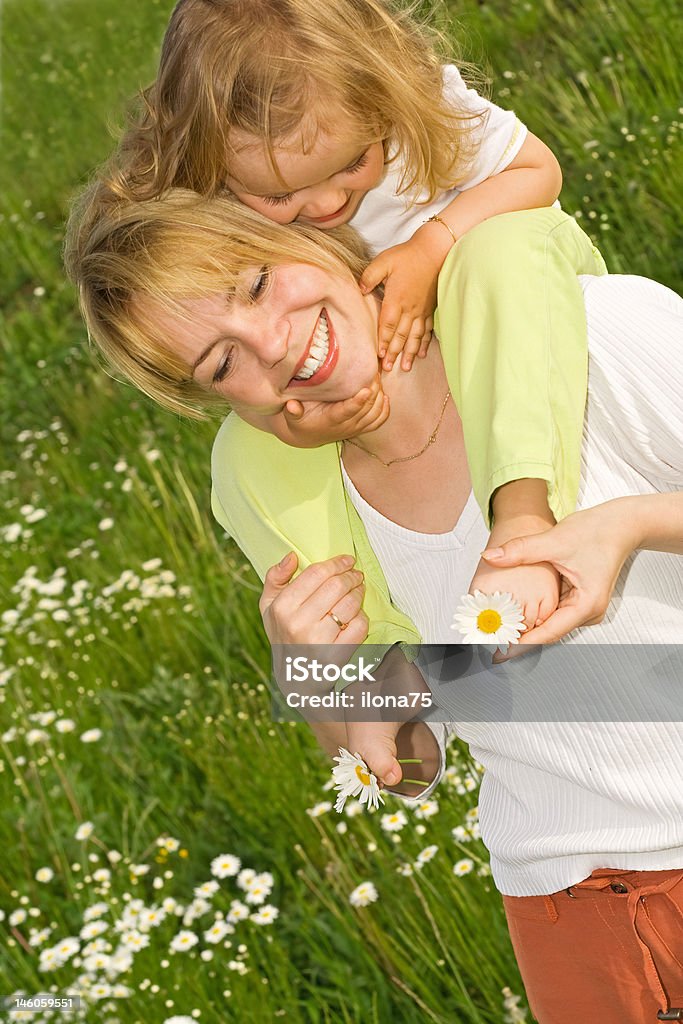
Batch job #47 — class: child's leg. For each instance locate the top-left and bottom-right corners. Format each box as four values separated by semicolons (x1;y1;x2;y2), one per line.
503;868;683;1023
435;207;607;527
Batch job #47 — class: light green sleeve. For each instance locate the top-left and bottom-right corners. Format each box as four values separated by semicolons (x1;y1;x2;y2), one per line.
210;414;420;649
434;208;607;526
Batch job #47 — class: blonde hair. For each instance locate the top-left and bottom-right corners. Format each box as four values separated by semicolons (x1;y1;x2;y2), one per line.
64;181;370;419
117;0;483;202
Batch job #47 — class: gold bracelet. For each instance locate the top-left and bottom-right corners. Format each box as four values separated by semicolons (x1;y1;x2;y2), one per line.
424;214;458;246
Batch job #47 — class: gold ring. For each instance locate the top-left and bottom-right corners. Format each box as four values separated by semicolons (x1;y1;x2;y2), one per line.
329;611;348;631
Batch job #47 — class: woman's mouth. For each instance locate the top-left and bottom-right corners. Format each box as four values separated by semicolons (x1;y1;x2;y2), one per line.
289;309;338;387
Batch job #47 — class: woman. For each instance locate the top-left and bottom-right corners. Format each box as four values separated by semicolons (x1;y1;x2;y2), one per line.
66;189;683;1024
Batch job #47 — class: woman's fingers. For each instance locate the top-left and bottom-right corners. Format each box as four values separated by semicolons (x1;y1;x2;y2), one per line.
298;568;365;624
261;554;370;645
259;551;298;615
493;598;590;662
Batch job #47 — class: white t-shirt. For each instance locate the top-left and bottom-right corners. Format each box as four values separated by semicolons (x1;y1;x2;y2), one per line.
342;274;683;896
349;64;528;255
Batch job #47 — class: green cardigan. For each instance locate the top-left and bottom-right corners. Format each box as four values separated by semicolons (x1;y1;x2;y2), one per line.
211;209;607;648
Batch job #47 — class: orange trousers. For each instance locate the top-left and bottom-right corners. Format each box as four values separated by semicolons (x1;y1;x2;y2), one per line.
503;869;683;1024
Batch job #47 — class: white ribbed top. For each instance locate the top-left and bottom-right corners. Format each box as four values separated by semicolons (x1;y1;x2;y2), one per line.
342;274;683;895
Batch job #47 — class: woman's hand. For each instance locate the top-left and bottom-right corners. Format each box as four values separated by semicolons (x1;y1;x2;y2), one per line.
260;552;369;646
481;500;640;653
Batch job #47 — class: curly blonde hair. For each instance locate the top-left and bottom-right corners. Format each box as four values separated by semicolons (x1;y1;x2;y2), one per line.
64;181;371;419
115;0;483;202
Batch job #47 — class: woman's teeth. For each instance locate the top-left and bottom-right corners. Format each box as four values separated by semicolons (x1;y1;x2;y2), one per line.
294;311;329;381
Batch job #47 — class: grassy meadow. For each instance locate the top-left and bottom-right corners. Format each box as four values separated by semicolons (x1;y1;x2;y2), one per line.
1;0;681;1021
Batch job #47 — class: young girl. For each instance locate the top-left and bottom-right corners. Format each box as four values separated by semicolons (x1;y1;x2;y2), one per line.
124;0;562;372
112;0;592;627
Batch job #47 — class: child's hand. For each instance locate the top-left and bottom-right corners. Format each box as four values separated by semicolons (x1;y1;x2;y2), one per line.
237;376;389;448
468;515;560;631
481;500;639;657
359;238;441;372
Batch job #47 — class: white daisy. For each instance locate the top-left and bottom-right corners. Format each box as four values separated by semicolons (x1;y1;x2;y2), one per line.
35;866;54;883
210;854;241;879
204;919;231;944
250;904;279;925
306;801;332;817
193;880;219;899
331;748;384;813
414;799;439;819
349;881;379;907
236;868;256;890
170;929;198;953
415;844;439;867
83;902;109;922
75;821;94;841
227;900;249;923
452;590;526;648
80;728;103;743
380;810;408;833
453;858;475;877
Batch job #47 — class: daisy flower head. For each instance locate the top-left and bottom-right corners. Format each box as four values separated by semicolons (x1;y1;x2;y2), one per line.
452;590;526;649
331;748;384;814
35;866;54;883
453;858;475;877
250;904;279;925
170;929;198;953
349;881;379;907
210;854;240;879
75;821;94;841
380;810;408;833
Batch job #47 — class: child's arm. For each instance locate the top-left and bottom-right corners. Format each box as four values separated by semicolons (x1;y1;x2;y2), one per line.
470;478;560;631
360;133;562;371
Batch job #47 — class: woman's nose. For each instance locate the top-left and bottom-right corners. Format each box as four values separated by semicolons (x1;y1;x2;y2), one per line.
245;318;289;367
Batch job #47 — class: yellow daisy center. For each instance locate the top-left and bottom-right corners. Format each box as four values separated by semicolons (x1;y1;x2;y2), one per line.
355;764;371;786
476;609;503;634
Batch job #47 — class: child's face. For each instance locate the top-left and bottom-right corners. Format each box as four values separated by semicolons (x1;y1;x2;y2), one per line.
226;116;385;229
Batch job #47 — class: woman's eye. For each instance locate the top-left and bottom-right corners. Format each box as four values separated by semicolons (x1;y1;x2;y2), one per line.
249;267;271;300
263;193;293;206
213;348;234;384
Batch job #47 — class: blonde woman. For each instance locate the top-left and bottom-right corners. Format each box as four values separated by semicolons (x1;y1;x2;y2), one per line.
66;189;683;1024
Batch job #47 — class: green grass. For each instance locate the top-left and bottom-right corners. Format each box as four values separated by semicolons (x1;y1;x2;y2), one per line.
1;0;681;1021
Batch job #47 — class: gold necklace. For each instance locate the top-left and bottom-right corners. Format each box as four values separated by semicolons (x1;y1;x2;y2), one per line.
343;389;451;467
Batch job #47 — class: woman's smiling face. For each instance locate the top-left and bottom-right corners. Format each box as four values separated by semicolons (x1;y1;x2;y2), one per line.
149;263;381;415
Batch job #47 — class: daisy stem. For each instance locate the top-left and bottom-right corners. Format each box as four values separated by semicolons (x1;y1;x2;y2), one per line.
401;778;429;787
397;758;423;765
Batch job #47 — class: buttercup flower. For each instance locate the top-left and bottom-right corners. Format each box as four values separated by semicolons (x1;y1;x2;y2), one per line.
452;590;526;647
332;748;384;813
